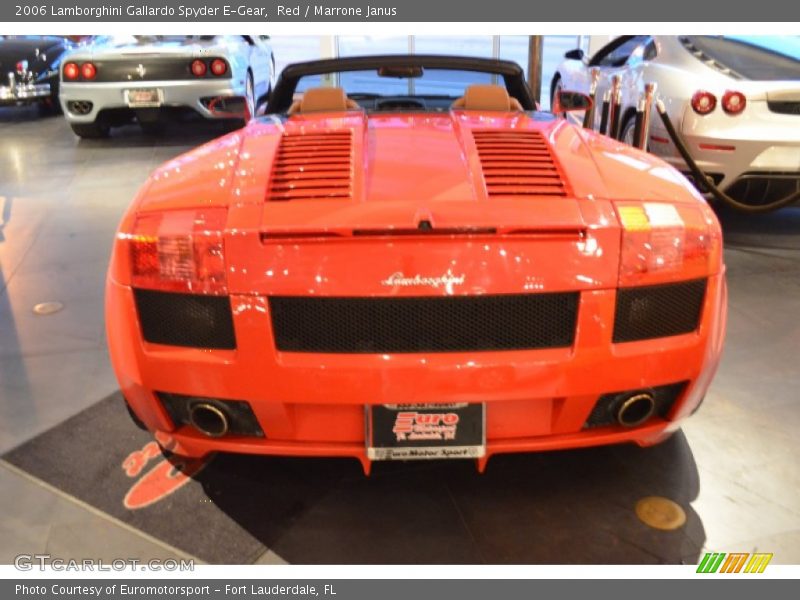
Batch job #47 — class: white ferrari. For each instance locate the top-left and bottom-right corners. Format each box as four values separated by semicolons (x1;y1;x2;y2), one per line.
553;36;800;210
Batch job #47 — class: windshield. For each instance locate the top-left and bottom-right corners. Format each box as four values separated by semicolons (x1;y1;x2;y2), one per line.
298;68;498;97
684;36;800;80
268;56;533;114
132;35;215;43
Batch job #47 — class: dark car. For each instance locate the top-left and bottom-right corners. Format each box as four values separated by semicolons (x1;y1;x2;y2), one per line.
0;35;74;113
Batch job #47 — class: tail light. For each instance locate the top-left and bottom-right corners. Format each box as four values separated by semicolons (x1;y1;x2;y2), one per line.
63;62;79;80
210;59;228;76
721;90;746;115
126;208;228;295
80;62;97;80
16;60;28;74
691;91;716;115
616;201;721;287
191;59;207;77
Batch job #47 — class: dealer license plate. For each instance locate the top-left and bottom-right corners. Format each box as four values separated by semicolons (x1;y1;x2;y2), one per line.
367;403;485;461
124;88;162;108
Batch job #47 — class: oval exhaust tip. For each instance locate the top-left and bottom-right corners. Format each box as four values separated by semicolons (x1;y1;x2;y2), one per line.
617;392;656;427
189;403;229;438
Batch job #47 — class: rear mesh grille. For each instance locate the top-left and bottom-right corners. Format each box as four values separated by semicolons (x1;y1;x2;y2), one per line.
724;172;800;207
767;101;800;116
613;279;707;343
472;129;567;197
269;293;579;353
134;289;236;349
267;131;353;201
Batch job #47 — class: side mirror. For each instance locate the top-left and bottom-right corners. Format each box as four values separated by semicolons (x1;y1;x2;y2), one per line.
553;90;593;115
564;49;585;61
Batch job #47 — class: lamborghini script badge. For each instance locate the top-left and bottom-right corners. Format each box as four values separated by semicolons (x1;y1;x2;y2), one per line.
381;270;465;293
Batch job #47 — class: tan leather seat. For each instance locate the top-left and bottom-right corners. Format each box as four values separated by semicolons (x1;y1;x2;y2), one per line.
451;84;523;111
288;87;361;114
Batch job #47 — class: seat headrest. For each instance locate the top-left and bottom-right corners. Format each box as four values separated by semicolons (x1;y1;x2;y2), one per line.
288;87;360;114
452;84;523;111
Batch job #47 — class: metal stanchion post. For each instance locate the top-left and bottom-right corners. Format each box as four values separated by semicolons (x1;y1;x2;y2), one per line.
608;75;622;139
582;67;600;130
632;97;644;147
635;82;657;150
599;90;611;135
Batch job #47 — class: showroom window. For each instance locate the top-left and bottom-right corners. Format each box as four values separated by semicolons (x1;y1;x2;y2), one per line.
270;36;328;91
270;35;589;105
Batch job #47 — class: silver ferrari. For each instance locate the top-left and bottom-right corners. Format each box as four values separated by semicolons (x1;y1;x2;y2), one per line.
553;36;800;209
59;35;275;138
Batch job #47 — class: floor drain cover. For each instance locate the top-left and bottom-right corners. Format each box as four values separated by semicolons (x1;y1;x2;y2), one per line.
635;496;687;531
32;301;64;315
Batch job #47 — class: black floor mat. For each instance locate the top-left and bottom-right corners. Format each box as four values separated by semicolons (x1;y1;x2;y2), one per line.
3;391;706;564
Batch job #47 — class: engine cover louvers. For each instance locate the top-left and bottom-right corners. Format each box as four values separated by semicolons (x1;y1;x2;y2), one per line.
268;131;354;201
472;129;567;198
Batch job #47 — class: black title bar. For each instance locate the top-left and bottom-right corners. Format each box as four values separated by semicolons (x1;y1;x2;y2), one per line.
3;0;800;22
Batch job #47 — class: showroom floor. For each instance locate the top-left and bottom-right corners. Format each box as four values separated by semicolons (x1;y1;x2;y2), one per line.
0;106;798;565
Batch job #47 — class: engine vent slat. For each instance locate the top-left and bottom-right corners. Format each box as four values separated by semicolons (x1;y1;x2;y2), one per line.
268;131;354;202
472;129;567;198
484;176;563;184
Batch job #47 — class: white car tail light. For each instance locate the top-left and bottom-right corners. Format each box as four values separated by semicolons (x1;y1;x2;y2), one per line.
63;62;79;80
616;202;721;287
191;59;207;77
127;209;228;295
80;62;97;80
210;59;228;76
721;90;746;115
691;91;716;115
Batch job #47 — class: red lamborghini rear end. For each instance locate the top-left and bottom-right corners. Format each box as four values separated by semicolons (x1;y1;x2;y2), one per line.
106;56;726;473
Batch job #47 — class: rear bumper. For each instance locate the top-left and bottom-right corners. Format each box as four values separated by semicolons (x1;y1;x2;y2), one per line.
0;81;51;104
60;79;246;122
106;273;727;471
660;138;800;193
652;103;800;191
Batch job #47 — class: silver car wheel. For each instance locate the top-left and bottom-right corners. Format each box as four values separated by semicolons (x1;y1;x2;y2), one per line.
245;73;255;122
620;116;637;147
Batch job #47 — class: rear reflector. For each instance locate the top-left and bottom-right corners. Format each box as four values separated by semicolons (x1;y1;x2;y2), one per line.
698;143;736;152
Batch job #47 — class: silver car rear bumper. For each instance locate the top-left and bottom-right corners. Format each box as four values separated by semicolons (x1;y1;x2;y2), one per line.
60;78;248;122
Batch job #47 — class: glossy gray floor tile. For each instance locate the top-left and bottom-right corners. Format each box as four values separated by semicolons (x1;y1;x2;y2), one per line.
0;463;197;564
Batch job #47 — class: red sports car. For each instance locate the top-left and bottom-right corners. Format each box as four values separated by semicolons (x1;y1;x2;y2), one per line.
106;55;727;474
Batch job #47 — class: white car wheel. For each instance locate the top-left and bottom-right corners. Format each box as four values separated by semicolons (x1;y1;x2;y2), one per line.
551;77;564;116
620;115;637;147
245;73;256;122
